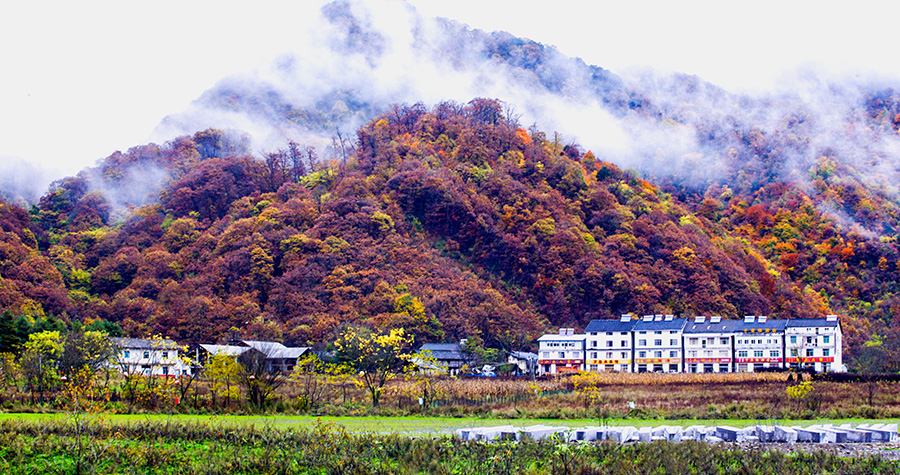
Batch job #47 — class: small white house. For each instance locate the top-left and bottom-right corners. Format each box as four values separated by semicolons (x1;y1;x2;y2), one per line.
538;329;586;374
110;337;192;377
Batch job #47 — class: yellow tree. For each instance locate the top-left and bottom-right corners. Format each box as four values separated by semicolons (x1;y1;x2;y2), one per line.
205;352;242;408
334;327;413;407
20;331;63;402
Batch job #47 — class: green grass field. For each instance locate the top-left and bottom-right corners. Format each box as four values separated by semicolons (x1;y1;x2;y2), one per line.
1;412;896;435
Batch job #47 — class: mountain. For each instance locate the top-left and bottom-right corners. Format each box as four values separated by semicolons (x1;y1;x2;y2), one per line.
2;1;900;362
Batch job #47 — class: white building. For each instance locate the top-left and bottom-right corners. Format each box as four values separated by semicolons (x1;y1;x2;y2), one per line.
633;315;687;373
785;315;843;372
584;315;636;372
110;337;192;377
683;316;739;373
535;315;845;375
537;328;586;374
734;316;785;372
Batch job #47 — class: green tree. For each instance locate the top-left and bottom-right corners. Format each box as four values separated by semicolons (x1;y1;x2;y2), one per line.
20;331;63;402
58;329;116;386
334;327;413;407
0;310;23;353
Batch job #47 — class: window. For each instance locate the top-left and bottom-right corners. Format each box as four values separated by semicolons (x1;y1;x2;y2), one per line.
670;339;678;346
806;336;814;344
770;350;779;358
806;349;814;357
654;351;662;358
162;366;169;375
621;332;628;335
558;352;565;359
123;350;130;358
543;352;550;358
639;331;647;334
638;339;647;346
790;336;797;344
670;331;677;335
606;352;613;359
606;341;613;347
654;339;662;346
620;352;628;358
162;351;168;359
720;338;729;345
621;341;627;347
738;350;748;358
823;335;830;344
689;338;698;345
143;351;150;359
823;349;830;357
591;352;597;359
654;331;662;335
638;351;647;358
754;350;763;358
591;341;597;348
606;332;613;336
669;350;678;358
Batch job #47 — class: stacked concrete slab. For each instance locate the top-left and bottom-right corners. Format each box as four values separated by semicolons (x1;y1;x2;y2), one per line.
455;423;898;445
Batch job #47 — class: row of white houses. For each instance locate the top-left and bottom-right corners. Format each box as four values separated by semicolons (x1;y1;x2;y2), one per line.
538;314;843;374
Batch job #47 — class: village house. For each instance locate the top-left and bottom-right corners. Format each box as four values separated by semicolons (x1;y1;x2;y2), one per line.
415;342;473;376
633;315;687;373
507;351;539;377
584;315;635;372
734;316;785;372
684;316;739;373
785;315;842;372
537;328;586;374
110;337;192;377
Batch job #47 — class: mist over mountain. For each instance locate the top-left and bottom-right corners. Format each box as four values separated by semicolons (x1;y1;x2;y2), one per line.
3;0;900;363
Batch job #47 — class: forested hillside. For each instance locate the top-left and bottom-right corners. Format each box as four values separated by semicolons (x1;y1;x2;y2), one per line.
3;99;866;354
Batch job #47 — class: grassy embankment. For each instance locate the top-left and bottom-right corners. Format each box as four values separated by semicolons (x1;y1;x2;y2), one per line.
1;416;899;475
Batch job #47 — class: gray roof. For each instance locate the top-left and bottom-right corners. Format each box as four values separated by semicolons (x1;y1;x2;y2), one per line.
585;319;637;333
268;346;310;359
419;343;467;361
240;340;309;359
199;344;250;356
110;337;178;350
509;351;538;361
785;318;840;328
633;318;688;331
684;319;742;334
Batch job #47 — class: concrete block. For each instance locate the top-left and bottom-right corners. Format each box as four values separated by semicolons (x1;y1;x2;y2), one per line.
774;426;798;443
881;424;898;442
476;425;518;441
520;425;567;441
714;426;740;442
637;426;654;443
681;425;701;441
754;425;776;443
793;426;828;443
572;426;604;442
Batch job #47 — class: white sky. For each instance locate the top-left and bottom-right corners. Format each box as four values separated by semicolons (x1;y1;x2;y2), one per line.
1;0;899;182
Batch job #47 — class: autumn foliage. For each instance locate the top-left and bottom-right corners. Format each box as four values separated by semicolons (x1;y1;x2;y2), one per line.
0;98;899;363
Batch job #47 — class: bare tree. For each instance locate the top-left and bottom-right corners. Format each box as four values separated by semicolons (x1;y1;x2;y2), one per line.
237;344;285;408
